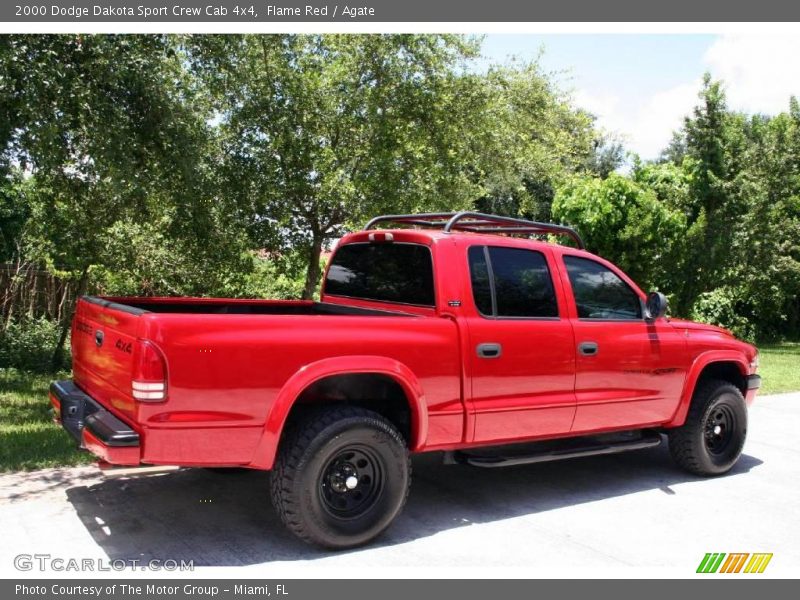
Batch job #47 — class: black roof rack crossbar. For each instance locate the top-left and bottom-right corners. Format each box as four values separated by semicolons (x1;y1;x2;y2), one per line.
363;211;584;249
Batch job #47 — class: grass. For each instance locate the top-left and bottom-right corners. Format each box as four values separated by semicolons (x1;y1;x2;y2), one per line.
757;342;800;395
0;344;797;472
0;368;94;472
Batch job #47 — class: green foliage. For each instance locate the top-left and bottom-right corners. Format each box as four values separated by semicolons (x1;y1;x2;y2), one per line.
552;173;686;292
690;288;756;343
0;318;71;373
472;62;598;219
1;35;216;276
88;217;254;297
215;253;309;300
631;160;692;211
669;76;743;315
190;34;486;298
656;77;800;339
0;173;34;262
0;368;95;471
2;38;799;344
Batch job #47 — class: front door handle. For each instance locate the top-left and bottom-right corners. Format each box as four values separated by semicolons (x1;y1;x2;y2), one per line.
476;343;502;359
578;341;599;356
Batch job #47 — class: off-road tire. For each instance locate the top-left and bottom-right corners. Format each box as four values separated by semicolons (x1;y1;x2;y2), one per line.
270;406;411;549
668;379;747;476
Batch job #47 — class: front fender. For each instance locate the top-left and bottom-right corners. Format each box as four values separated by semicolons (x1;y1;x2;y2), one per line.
664;350;749;428
249;355;428;469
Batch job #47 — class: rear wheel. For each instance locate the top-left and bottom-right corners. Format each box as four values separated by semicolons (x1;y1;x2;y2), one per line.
270;406;410;549
668;379;747;476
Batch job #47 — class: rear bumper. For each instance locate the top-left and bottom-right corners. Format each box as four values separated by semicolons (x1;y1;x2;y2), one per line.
49;380;141;465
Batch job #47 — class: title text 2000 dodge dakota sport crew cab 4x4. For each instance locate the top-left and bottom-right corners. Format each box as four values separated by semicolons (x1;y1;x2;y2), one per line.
50;212;761;548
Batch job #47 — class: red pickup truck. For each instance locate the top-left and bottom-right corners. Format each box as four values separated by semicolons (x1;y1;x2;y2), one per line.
51;212;760;548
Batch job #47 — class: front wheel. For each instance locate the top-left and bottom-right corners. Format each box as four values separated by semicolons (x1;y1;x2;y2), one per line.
270;406;410;549
668;379;748;476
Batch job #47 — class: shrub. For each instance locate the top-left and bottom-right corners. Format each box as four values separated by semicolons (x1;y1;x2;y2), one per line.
215;252;310;300
0;318;70;373
690;287;756;343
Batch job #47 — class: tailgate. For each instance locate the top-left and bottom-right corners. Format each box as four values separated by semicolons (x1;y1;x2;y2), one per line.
71;297;145;422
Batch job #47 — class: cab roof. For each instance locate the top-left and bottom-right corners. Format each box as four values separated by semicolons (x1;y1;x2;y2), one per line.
345;211;585;249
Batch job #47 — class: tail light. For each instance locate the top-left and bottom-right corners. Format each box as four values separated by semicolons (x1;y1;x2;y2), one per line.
132;341;167;402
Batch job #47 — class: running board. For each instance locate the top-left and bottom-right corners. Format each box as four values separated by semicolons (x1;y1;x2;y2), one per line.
97;462;182;478
455;430;663;468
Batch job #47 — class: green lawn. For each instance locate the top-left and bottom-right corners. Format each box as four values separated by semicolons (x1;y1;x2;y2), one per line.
0;368;94;472
757;342;800;395
0;344;797;472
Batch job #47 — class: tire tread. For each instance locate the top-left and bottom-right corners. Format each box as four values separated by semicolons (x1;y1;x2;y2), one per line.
668;378;745;476
269;405;410;547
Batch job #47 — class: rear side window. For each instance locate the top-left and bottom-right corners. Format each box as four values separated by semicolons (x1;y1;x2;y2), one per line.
468;246;559;318
325;243;435;307
467;247;494;315
563;255;642;320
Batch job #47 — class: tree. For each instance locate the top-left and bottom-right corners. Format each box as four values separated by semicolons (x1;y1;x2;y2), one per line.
720;99;800;339
585;134;626;179
473;62;598;220
664;74;748;314
191;34;484;299
643;78;800;340
552;173;685;293
0;35;245;368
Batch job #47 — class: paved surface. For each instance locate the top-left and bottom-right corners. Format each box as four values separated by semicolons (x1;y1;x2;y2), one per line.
1;393;798;577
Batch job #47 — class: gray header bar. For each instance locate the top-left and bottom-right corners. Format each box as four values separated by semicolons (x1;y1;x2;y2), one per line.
2;579;794;600
3;0;800;23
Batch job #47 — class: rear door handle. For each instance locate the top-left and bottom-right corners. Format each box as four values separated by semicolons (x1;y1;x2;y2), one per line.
476;343;502;359
578;341;599;356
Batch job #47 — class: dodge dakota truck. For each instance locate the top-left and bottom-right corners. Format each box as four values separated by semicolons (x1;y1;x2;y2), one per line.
50;212;761;548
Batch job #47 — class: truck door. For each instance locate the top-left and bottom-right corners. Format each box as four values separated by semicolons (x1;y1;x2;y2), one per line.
557;254;688;432
465;244;577;444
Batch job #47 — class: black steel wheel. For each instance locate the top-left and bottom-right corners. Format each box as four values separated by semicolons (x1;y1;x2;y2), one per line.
270;406;410;549
703;404;737;456
319;446;385;519
669;379;748;476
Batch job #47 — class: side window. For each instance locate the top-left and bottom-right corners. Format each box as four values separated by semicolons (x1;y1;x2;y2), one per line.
468;246;559;318
468;246;494;315
563;256;642;320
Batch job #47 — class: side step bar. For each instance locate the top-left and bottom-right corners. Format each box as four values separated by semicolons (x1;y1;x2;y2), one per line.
454;430;663;468
97;462;182;479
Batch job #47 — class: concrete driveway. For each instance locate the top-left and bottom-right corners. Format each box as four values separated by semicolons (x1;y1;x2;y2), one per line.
1;392;798;577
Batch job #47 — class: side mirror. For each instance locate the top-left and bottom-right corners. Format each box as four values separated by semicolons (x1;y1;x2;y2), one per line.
645;291;668;321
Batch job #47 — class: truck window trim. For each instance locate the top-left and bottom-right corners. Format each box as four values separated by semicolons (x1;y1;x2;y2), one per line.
468;245;562;321
81;295;149;316
323;242;438;309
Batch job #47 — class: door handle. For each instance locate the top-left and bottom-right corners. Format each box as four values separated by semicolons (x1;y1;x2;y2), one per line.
578;341;599;356
476;343;502;359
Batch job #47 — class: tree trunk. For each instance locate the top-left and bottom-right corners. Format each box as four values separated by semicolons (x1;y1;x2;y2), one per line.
51;267;89;374
302;233;324;300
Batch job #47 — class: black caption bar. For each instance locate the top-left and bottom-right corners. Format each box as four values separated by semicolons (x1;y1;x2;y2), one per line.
3;0;800;22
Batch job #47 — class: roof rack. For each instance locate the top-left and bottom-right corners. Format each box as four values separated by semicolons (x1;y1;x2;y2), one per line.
363;211;585;249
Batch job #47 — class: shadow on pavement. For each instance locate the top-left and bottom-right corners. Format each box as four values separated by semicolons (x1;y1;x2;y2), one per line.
64;443;763;564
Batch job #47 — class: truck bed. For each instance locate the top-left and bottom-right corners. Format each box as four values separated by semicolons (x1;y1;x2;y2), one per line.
66;294;463;468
